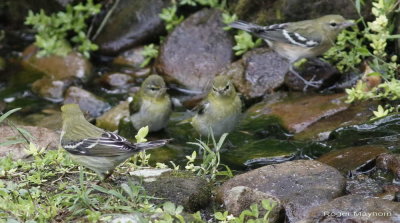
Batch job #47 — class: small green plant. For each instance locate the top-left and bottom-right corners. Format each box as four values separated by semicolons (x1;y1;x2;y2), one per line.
24;0;101;58
140;44;160;68
186;133;233;180
214;199;277;223
232;31;263;56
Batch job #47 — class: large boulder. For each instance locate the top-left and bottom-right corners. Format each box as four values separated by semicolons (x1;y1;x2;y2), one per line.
217;160;346;222
156;8;234;91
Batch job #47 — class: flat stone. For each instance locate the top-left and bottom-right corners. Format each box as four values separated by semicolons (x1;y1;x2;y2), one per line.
318;145;388;174
246;93;349;133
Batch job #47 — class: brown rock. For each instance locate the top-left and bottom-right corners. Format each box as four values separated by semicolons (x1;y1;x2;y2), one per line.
246;93;349;133
96;101;129;132
32;77;72;102
376;153;400;178
113;46;146;68
318;145;388;174
156;8;234;91
22;45;92;82
0;125;59;159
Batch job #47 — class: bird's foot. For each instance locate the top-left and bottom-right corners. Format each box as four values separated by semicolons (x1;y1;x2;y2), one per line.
302;75;323;91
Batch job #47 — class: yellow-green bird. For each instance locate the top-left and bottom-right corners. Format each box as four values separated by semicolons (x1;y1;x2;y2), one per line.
129;74;172;132
191;75;242;138
230;15;355;88
60;103;169;179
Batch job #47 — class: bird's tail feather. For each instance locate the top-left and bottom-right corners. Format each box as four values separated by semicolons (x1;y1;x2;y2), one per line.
230;20;262;32
135;139;171;151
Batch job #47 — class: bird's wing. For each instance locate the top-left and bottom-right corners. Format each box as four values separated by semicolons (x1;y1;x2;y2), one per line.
129;93;142;115
62;132;138;157
262;23;322;48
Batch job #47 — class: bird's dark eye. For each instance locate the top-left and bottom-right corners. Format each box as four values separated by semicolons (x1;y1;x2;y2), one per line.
148;86;160;91
224;85;230;91
330;22;337;27
212;87;218;92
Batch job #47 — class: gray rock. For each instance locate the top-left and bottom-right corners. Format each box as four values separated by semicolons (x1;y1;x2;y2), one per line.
134;170;211;212
113;46;147;69
156;8;234;91
94;0;169;55
0;126;59;159
217;160;346;222
63;86;110;118
219;47;288;99
301;195;400;223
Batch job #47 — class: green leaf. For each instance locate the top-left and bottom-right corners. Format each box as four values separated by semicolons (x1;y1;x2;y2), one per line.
0;108;21;123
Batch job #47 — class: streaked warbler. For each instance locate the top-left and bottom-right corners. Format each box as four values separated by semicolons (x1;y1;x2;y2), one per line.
130;74;172;132
230;15;355;89
60;103;169;179
191;75;242;138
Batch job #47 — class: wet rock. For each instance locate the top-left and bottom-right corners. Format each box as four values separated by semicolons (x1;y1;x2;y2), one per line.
318;145;388;174
94;0;169;55
217;160;346;222
376;154;400;178
219;48;288;99
346;174;384;196
223;186;282;222
302;195;400;223
113;46;146;68
31;77;72;102
96;101;129;132
230;0;371;25
294;101;377;141
284;60;340;91
0;126;59;159
63;86;110;118
99;73;134;90
246;93;349;133
328;114;400;148
132;170;211;212
22;45;92;82
156;9;234;91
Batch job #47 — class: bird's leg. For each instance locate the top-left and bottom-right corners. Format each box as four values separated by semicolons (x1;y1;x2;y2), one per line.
289;64;322;91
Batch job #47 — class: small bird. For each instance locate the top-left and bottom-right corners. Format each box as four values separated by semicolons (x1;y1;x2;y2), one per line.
130;74;172;132
230;15;355;89
191;75;242;138
60;103;169;179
